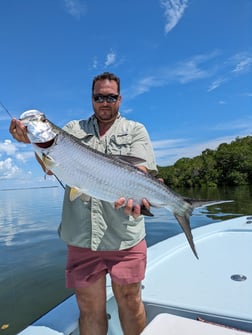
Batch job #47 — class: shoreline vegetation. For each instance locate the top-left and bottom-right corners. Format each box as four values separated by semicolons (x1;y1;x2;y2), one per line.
157;136;252;188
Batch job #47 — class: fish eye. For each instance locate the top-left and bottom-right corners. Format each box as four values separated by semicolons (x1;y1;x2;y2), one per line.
40;115;46;122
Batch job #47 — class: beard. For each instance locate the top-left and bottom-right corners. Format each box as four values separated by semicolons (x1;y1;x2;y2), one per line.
95;107;119;123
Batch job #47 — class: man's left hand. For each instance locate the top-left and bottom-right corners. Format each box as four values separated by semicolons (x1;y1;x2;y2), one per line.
115;198;150;219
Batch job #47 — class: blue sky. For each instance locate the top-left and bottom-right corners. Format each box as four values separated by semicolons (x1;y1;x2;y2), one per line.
0;0;252;189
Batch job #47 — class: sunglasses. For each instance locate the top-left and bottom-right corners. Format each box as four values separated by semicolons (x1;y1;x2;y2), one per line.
93;94;119;103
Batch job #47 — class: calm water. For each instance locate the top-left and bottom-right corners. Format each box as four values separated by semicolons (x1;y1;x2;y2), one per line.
1;186;252;335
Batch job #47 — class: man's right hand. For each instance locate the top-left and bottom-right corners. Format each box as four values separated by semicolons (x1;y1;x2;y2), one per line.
9;119;30;143
9;119;54;175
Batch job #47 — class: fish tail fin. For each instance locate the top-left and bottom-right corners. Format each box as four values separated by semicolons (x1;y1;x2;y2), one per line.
176;198;233;258
174;213;199;259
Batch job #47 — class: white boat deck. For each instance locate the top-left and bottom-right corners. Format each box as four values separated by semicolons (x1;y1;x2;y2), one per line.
142;215;252;332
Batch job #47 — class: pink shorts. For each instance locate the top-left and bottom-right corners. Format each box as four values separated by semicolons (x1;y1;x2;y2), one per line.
65;240;147;288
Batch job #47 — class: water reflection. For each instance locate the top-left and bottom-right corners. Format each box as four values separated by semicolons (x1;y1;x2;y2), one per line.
175;185;252;220
0;187;71;335
0;187;63;246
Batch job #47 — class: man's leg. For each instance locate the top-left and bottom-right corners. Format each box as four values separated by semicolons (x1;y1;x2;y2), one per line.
75;275;107;335
112;281;146;335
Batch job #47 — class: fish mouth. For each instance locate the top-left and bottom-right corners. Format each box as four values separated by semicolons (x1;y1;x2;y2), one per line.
35;138;56;148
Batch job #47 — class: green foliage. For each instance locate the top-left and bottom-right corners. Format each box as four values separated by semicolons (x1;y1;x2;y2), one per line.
157;136;252;188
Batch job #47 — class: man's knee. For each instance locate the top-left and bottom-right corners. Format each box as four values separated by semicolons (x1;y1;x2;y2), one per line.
75;276;107;314
112;282;143;310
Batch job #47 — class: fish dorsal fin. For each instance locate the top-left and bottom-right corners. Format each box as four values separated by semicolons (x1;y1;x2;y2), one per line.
140;204;154;217
112;155;146;165
69;187;83;201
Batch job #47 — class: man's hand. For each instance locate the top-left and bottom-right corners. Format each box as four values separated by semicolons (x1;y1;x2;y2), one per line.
115;197;150;219
114;165;152;218
9;119;53;175
9;119;30;143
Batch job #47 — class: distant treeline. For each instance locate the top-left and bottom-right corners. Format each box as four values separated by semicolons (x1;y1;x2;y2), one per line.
157;136;252;188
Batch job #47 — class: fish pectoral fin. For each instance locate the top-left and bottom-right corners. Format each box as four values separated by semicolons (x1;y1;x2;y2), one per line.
112;155;146;165
69;187;84;201
42;153;57;169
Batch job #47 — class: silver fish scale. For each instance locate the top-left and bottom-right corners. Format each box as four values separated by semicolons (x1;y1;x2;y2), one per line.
39;128;189;215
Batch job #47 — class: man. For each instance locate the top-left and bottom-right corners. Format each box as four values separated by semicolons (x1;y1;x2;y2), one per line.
9;72;157;335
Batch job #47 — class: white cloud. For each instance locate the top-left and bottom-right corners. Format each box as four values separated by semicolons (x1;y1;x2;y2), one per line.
207;77;227;92
0;114;10;121
208;52;252;92
92;57;98;69
105;50;116;67
0;157;20;180
154;118;252;166
125;50;252;99
169;52;219;84
64;0;87;19
154;135;239;166
0;139;36;183
213;118;252;132
152;138;185;150
0;139;17;155
92;50;119;70
128;76;165;98
231;53;252;74
172;57;212;84
121;108;133;115
124;52;217;99
160;0;188;34
233;59;251;73
0;139;34;162
16;151;35;163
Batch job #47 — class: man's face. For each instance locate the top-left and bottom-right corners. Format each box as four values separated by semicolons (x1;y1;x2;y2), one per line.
92;79;122;123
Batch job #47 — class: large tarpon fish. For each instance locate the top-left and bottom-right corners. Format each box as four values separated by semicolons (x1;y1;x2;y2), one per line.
19;109;224;259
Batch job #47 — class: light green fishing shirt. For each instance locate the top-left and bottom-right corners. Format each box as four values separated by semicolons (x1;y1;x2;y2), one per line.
58;113;158;250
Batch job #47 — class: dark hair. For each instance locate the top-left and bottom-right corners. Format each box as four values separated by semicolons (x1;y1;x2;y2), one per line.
92;72;120;94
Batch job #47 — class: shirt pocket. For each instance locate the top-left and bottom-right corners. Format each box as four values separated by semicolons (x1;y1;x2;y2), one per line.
107;134;132;155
